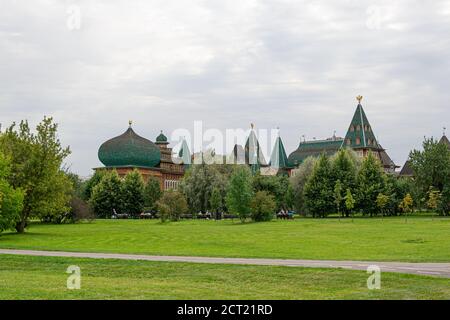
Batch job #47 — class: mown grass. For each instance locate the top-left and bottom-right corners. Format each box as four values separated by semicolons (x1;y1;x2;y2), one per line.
0;216;449;262
0;254;449;300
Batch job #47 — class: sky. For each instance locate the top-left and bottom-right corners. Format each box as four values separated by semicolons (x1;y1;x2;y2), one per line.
0;0;449;177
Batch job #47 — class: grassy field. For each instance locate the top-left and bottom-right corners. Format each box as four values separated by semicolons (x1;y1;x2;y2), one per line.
0;217;449;262
0;254;449;300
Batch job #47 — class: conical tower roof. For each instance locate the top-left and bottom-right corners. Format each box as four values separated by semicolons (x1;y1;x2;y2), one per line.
269;133;289;169
178;138;192;165
245;124;267;173
343;96;380;150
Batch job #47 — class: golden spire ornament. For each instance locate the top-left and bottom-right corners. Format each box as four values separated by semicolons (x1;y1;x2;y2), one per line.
356;95;363;104
129;120;133;127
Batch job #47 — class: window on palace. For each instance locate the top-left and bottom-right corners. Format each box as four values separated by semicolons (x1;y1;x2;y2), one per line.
356;137;361;145
367;139;372;145
356;125;361;131
346;139;351;145
350;126;355;132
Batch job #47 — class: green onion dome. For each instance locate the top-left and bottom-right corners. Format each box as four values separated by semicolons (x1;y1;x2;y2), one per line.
155;131;168;144
98;126;161;168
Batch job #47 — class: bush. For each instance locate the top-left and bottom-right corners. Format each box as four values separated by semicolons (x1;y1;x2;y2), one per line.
157;190;188;222
251;191;276;222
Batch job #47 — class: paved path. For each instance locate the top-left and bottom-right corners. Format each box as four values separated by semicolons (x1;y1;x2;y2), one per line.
1;249;449;278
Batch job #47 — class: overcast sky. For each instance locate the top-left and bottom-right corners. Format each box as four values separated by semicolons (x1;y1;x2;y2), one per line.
1;0;449;177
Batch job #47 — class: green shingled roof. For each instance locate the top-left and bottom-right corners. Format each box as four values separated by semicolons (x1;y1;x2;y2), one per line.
245;129;267;174
288;139;342;166
343;103;380;150
98;126;161;168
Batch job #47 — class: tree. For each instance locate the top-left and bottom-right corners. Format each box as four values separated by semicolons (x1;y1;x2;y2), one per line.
427;188;442;215
345;188;356;221
376;193;389;218
144;176;162;210
121;170;146;217
0;153;24;233
253;174;289;211
226;166;253;222
180;164;228;214
209;186;222;218
399;193;414;222
334;180;343;218
157;190;188;222
250;191;277;222
289;157;317;215
0;117;72;233
83;170;106;201
304;155;335;217
331;149;357;216
409;137;450;194
356;152;385;216
90;170;123;218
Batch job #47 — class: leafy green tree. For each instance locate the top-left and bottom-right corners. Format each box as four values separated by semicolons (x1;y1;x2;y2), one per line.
250;191;276;222
210;186;223;217
253;174;289;210
399;193;414;222
144;176;162;210
356;152;385;216
90;170;123;218
157;190;188;222
0;117;72;232
226;166;253;222
83;170;106;201
426;188;442;214
0;153;24;233
376;193;389;218
334;180;343;218
409;137;450;194
332;149;357;216
289;157;317;215
121;170;145;217
345;188;356;220
180;164;228;214
304;155;335;217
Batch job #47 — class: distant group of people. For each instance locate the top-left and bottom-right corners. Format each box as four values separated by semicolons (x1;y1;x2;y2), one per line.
276;209;294;220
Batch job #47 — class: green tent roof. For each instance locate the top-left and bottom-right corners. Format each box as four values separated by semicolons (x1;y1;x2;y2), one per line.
269;135;290;169
343;103;380;150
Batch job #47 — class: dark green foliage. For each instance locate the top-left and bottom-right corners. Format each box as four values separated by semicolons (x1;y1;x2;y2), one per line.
250;191;276;222
356;153;385;215
332;149;357;216
157;190;188;222
144;176;162;210
209;186;223;214
289;157;317;215
409;137;450;215
252;174;289;210
0;153;24;233
304;155;335;217
180;164;228;214
0;117;72;232
226;166;253;222
83;170;106;201
121;170;146;217
90;170;123;218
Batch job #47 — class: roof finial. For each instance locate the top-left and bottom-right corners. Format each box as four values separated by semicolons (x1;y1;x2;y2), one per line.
444;126;447;137
277;126;280;137
129;120;133;127
356;95;363;104
251;123;254;130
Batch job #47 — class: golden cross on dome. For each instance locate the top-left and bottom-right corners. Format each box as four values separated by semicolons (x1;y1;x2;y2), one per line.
356;95;363;103
129;120;133;127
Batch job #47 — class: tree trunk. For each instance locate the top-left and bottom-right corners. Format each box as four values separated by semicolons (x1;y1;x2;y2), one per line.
15;220;27;233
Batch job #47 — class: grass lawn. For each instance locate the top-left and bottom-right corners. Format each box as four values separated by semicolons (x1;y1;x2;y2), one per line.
0;217;449;262
0;254;449;300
